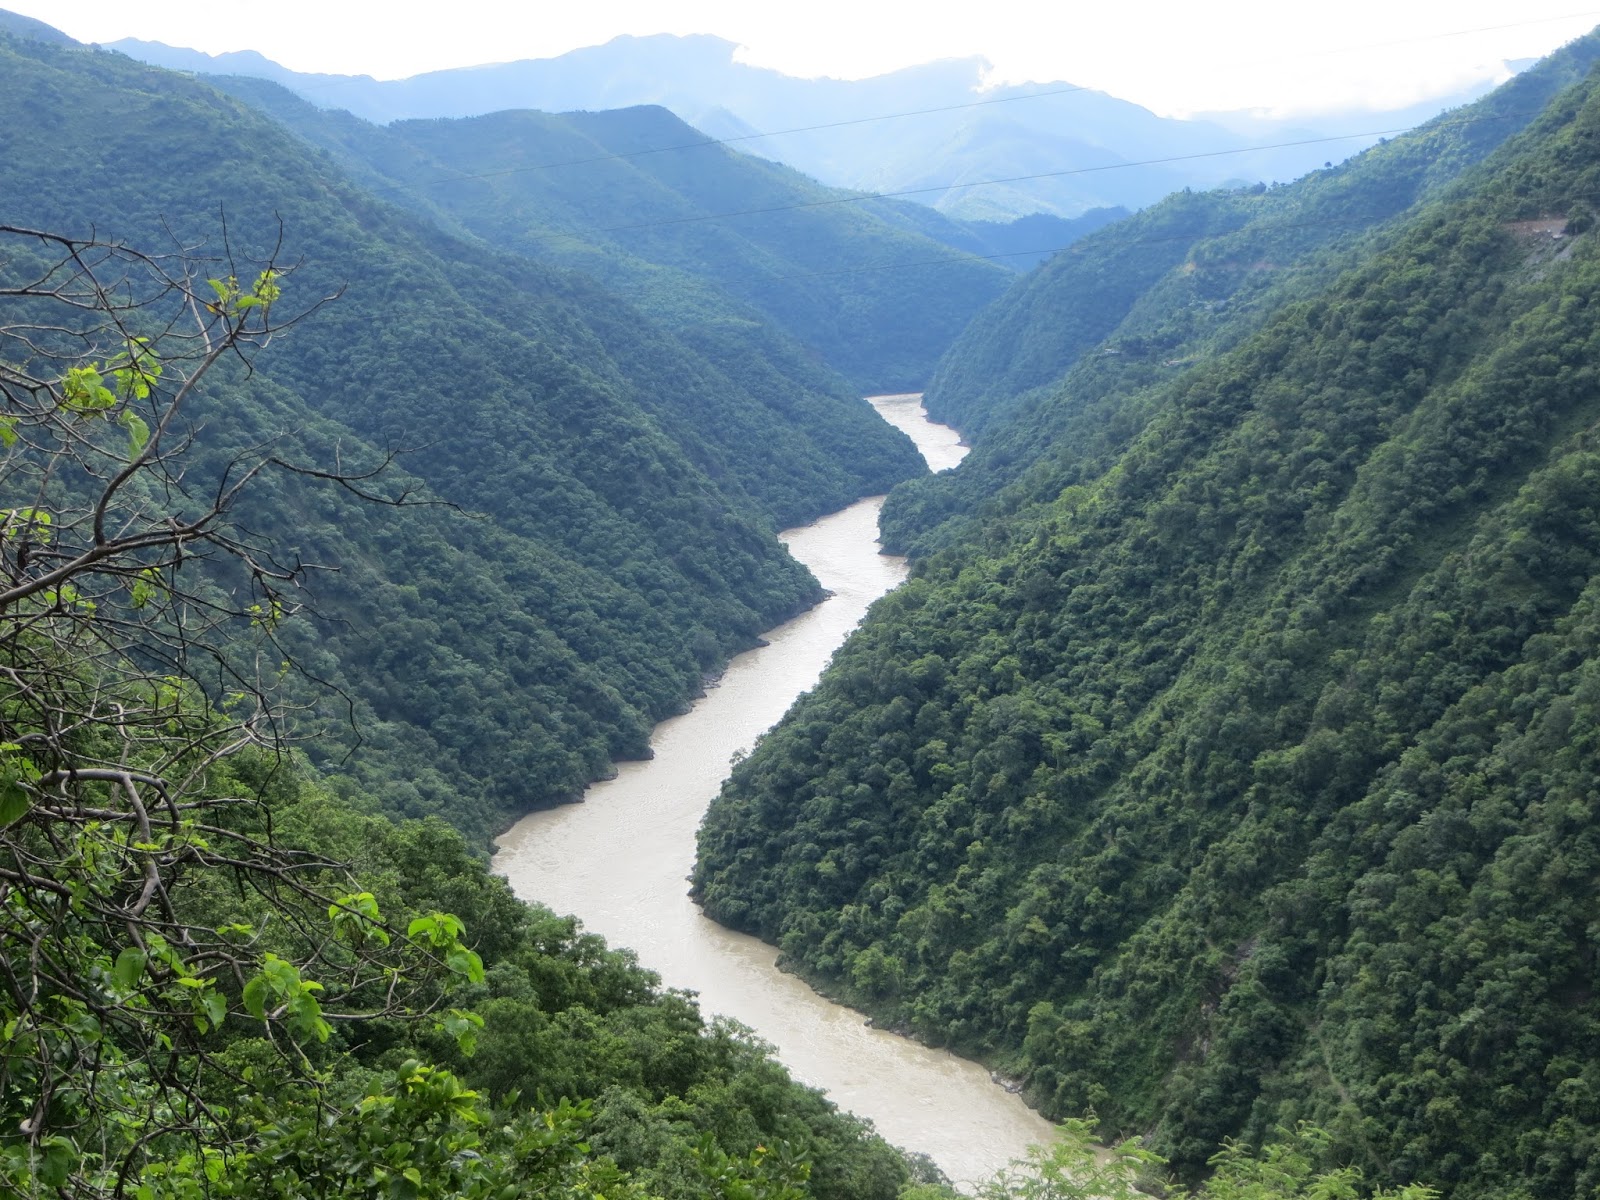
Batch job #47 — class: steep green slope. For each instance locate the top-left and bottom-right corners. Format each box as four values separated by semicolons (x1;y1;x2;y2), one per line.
0;28;941;1197
694;50;1600;1200
920;188;1249;438
208;79;1013;392
255;779;927;1200
109;30;1472;221
882;35;1600;555
0;32;921;840
920;37;1600;438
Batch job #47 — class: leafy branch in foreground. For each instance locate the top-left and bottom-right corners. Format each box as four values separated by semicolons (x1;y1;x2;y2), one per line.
0;224;483;1195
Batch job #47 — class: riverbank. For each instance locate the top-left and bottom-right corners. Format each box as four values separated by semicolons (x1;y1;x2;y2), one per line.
492;396;1057;1187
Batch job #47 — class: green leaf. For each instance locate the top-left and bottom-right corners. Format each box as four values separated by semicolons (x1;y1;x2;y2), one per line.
130;570;159;609
440;1009;485;1056
112;948;147;992
197;987;227;1034
330;890;391;948
406;915;438;942
407;911;466;949
36;1138;75;1186
242;975;268;1021
112;336;161;401
0;785;29;828
62;364;115;412
120;409;149;457
0;743;37;828
445;945;485;985
253;268;282;305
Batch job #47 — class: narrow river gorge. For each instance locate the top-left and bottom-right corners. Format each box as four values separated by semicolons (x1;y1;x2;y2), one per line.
493;394;1058;1188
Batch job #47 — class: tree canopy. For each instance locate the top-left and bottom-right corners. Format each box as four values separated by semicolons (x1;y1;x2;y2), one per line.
0;218;932;1200
695;34;1600;1200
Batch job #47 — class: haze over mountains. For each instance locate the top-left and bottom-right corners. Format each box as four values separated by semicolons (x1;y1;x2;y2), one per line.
109;32;1514;220
5;5;1600;1197
0;14;1010;844
696;27;1600;1199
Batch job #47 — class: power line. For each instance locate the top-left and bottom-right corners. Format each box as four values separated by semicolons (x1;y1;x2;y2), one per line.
258;22;1590;291
350;9;1599;196
617;175;1600;289
662;210;1403;285
233;7;1596;113
512;108;1534;247
372;83;1099;192
1267;9;1600;67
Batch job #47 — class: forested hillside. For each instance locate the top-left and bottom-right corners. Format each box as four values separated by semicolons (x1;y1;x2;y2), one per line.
0;23;946;1198
109;30;1488;221
917;34;1600;436
695;33;1600;1200
0;238;923;1189
880;33;1600;556
0;29;937;841
201;77;1015;392
7;8;1596;1199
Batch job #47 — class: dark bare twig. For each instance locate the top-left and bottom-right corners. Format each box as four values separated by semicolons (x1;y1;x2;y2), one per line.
0;222;473;1198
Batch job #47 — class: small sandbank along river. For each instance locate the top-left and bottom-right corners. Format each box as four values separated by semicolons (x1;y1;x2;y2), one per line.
493;394;1057;1188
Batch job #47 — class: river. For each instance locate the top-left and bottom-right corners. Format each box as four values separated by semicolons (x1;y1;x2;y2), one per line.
492;394;1058;1188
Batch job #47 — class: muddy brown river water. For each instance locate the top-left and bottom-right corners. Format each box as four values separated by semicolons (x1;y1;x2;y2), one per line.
493;394;1058;1188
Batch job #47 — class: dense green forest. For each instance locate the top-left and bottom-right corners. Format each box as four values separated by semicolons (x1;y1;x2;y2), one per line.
886;37;1600;553
0;28;940;842
696;32;1600;1200
0;17;1436;1197
0;223;1406;1200
206;77;1017;394
0;242;1436;1200
3;9;1593;1199
0;198;935;1197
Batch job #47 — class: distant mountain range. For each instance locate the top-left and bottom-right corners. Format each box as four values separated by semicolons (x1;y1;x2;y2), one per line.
106;32;1516;221
694;28;1600;1199
0;13;985;841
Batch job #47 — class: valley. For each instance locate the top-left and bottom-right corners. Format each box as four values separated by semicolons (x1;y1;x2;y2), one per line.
494;395;1056;1188
1;8;1598;1199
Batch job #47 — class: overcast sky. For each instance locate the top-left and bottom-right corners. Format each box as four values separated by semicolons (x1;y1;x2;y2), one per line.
13;2;1600;116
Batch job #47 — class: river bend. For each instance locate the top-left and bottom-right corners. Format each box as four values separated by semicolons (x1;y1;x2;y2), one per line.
493;394;1056;1187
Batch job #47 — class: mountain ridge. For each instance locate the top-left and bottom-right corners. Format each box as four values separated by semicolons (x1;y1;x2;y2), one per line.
199;74;1022;393
693;29;1600;1198
105;29;1508;220
0;25;931;841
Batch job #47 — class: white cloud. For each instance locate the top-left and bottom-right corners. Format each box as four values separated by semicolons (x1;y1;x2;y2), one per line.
13;0;1600;115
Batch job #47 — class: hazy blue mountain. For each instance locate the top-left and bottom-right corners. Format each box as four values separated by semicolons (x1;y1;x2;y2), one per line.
107;32;1509;220
0;25;937;841
0;7;71;43
201;77;1018;391
692;30;1600;1198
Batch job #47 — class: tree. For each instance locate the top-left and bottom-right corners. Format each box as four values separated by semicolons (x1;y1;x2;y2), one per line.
979;1121;1438;1200
0;223;482;1196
